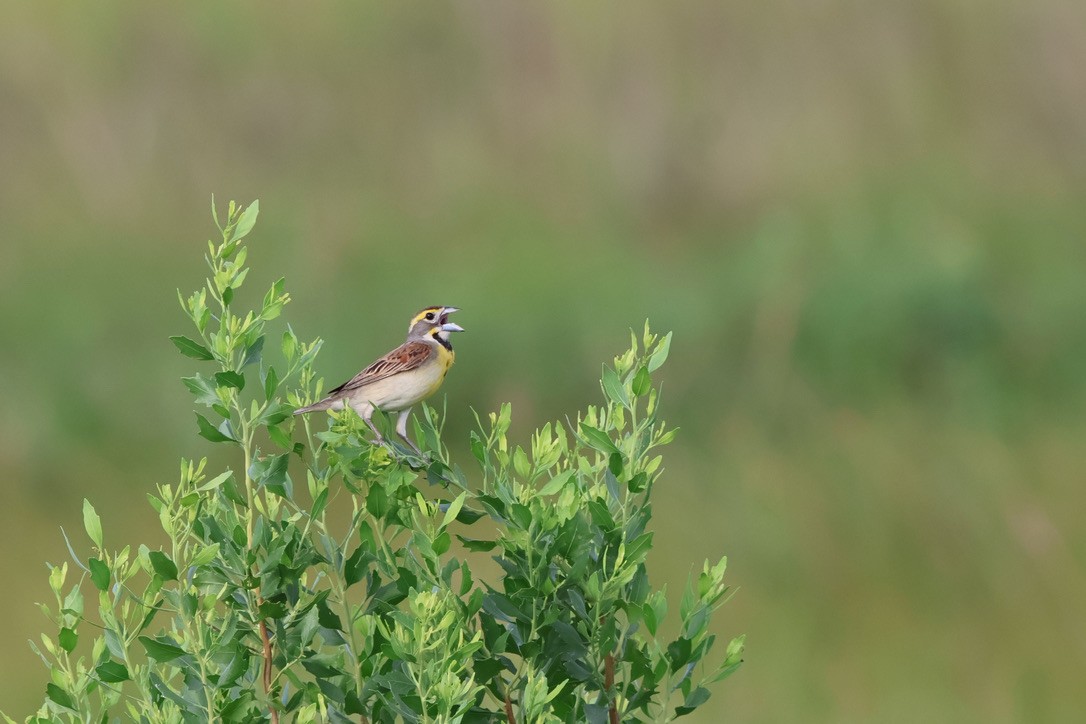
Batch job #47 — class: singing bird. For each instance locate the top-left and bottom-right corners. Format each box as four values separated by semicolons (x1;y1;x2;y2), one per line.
293;306;463;453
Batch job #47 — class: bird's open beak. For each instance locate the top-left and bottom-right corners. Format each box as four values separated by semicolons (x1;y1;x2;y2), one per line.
439;307;463;332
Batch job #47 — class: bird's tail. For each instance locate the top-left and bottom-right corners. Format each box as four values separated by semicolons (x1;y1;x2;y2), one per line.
293;398;332;415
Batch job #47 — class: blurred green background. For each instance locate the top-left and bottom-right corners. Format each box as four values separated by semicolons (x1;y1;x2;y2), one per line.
2;3;1085;721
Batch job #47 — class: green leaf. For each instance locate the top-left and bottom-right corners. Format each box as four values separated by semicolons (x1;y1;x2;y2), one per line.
242;335;265;367
358;521;376;554
95;660;130;683
625;532;654;566
366;485;389;519
442;492;467;530
268;424;292;449
148;551;178;581
220;691;256;722
587;500;615;529
469;431;486;465
259;402;294;427
432;530;451;556
46;684;74;710
263;365;279;401
604;469;622;502
643;603;658;636
82;499;103;548
190;543;220;567
88;557;110;591
170;335;214;361
198;470;234;492
196;413;235;443
214;371;245;390
648;331;672;372
258;600;288;618
217;648;248;690
139;636;186;662
538;469;575;496
182;374;219;405
608;452;624;476
657;428;679;446
722;634;745;667
251;453;290;494
310;487;329;519
601;365;630;407
676;686;711;716
281;330;297;362
513;446;531;478
58;627;78;653
344;544;371;587
632;366;652;397
456;536;497;552
230;200;259;243
667;637;692;672
262;277;286;320
510;503;532;529
579;424;619;455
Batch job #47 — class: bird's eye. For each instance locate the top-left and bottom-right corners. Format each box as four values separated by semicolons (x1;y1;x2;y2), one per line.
425;312;435;321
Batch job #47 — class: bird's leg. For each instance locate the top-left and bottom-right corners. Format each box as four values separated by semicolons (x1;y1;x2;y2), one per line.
396;409;422;455
362;412;386;447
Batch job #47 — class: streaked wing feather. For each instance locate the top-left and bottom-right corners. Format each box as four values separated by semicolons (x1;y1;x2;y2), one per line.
327;341;434;396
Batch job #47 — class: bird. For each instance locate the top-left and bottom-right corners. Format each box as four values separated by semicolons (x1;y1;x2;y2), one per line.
293;305;463;453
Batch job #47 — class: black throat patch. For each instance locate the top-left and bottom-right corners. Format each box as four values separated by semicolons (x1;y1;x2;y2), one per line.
432;330;453;351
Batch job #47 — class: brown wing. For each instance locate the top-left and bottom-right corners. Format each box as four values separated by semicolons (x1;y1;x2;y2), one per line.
326;341;435;396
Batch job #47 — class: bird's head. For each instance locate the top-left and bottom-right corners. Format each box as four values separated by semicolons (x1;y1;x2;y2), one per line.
408;305;464;345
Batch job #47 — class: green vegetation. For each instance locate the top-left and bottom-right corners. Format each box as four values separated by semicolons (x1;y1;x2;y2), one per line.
16;203;741;722
2;5;1085;722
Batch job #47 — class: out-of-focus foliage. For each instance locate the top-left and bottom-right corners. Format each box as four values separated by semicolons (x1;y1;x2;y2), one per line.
0;3;1084;722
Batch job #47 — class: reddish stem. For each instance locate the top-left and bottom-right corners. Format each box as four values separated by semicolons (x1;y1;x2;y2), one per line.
605;652;618;724
505;690;516;724
259;618;278;723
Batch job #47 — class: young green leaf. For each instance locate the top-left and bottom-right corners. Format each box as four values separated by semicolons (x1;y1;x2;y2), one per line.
82;499;103;548
45;684;74;711
214;370;245;390
95;660;130;684
182;374;219;406
88;557;109;591
601;365;630;407
196;413;235;443
442;492;467;530
170;335;214;361
648;331;672;372
230;199;259;243
263;365;279;401
579;424;620;455
538;469;575;496
148;551;179;581
197;470;234;492
138;636;186;662
58;627;78;653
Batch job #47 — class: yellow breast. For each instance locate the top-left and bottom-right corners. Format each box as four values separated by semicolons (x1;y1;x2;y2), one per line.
425;345;455;397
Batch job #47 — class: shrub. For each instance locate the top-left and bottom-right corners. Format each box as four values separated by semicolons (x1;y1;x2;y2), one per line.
15;200;743;723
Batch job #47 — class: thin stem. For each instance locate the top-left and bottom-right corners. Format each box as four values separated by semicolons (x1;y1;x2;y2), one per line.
605;651;619;724
329;539;366;708
236;403;277;723
504;690;516;724
600;612;620;724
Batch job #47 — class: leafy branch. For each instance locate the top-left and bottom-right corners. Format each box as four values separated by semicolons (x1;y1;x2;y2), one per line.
14;200;743;724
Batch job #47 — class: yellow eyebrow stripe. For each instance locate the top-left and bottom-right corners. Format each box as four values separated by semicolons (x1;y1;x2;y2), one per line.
411;307;442;326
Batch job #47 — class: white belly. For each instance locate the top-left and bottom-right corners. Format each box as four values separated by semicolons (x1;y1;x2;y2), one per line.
343;361;447;415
